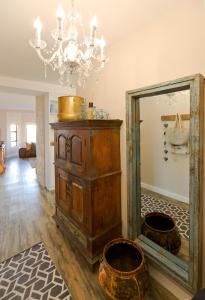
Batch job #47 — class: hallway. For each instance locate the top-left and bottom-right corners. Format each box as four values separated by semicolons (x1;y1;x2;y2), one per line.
0;158;37;186
0;158;40;261
0;158;106;300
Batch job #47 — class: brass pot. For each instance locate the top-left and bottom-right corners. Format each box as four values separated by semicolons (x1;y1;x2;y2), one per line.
99;238;149;300
141;212;181;255
58;96;84;121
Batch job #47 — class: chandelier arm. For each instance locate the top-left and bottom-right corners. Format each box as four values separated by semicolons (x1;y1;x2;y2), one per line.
35;48;58;65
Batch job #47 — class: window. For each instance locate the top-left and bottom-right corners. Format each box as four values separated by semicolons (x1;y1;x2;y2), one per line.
10;124;17;147
26;124;36;143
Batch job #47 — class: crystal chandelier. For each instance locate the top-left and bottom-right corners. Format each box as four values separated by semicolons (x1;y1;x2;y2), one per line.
29;0;108;88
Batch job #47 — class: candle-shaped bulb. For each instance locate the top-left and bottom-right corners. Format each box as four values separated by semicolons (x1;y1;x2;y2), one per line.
33;17;42;47
56;5;64;40
100;36;106;48
34;17;42;32
90;15;98;29
90;15;98;41
56;4;65;19
100;36;106;60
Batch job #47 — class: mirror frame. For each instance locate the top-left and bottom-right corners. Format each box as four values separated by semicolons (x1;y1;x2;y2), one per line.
126;74;204;293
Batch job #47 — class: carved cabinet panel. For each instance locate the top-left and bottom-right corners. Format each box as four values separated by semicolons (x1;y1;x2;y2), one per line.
55;130;87;175
55;168;69;216
58;134;67;160
56;168;88;230
69;180;84;223
51;120;122;267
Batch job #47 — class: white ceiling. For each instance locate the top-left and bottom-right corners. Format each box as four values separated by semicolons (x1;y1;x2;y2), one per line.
0;0;201;84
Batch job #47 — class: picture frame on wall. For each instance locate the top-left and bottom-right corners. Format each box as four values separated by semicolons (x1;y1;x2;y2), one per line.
50;102;58;114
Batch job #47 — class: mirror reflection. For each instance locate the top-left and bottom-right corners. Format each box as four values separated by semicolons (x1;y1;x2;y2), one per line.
140;90;190;262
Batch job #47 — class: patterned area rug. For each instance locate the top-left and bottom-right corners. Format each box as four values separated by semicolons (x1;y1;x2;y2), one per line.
141;193;190;240
0;242;73;300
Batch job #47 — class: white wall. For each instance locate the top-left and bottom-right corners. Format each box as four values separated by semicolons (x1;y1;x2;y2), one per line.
0;92;35;110
21;112;36;144
0;76;70;95
36;95;46;187
140;91;190;203
76;1;205;298
0;111;6;143
6;112;22;158
0;0;201;297
44;91;75;191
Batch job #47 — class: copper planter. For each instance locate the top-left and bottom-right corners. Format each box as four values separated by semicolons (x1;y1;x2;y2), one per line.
58;96;84;121
141;212;181;254
99;238;148;300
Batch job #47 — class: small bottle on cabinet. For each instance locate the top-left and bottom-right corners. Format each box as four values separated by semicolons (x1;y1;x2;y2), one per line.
87;102;94;119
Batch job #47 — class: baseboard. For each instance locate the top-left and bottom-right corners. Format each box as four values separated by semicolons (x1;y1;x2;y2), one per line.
141;182;189;204
46;186;55;192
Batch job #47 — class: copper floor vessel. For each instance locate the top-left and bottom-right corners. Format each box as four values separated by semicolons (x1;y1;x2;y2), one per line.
141;212;181;254
99;238;148;300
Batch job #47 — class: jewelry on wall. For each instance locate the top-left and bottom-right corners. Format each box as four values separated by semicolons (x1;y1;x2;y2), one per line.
163;122;169;162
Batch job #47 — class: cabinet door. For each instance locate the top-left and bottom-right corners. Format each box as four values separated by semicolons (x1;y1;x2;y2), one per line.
55;130;88;175
68;174;88;230
67;131;87;174
55;168;88;230
55;130;67;163
55;168;69;216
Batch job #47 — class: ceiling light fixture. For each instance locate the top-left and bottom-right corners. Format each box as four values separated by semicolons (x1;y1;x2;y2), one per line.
29;0;108;88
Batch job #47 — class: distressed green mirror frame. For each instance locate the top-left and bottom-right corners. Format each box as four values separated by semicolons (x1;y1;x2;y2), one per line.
126;74;204;293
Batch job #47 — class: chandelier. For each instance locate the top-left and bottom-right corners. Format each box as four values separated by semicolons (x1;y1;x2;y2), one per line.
29;0;108;88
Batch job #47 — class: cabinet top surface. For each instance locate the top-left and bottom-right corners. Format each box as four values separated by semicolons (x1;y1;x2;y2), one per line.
50;119;123;129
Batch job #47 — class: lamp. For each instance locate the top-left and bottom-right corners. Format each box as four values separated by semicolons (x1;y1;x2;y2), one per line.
29;0;108;88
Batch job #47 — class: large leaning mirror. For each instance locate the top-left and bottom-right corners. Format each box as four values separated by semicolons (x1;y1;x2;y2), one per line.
126;74;204;293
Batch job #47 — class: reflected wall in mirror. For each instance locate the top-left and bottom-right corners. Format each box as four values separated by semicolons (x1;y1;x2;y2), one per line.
140;90;190;263
126;74;204;293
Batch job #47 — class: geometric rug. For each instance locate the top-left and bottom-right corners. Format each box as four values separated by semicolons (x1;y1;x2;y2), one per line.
141;193;190;240
0;242;73;300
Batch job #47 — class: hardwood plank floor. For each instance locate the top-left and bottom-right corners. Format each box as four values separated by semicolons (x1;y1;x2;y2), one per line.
0;158;108;300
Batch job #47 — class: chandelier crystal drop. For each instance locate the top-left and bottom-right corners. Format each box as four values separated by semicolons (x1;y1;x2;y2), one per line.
29;0;108;88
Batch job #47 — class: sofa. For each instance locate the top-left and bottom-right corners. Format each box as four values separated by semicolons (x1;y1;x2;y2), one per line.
19;143;36;158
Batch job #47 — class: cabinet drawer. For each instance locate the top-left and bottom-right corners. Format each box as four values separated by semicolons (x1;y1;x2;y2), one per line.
56;209;87;249
55;130;88;176
55;168;89;231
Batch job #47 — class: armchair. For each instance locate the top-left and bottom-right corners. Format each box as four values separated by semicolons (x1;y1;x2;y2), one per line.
19;143;36;158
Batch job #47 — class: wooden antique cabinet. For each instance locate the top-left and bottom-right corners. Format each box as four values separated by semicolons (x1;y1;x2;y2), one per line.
51;120;122;267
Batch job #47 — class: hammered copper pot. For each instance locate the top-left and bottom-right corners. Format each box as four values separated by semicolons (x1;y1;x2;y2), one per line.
58;96;84;121
141;212;181;255
99;238;149;300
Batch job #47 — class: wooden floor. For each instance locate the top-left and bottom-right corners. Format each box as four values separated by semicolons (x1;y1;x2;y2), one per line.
0;158;108;300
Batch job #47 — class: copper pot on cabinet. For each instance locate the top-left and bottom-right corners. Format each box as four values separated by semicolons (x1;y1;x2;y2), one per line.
58;96;85;121
99;238;149;300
